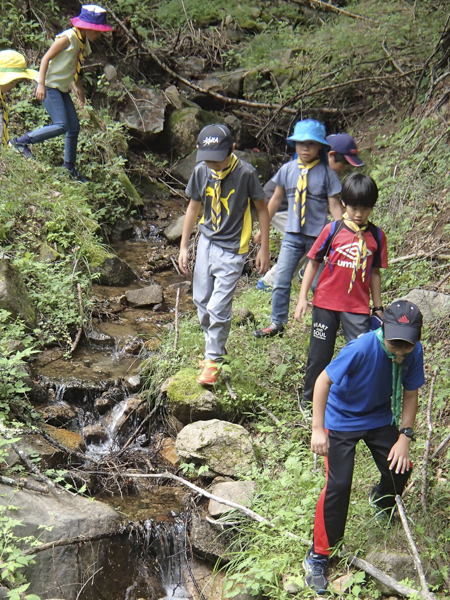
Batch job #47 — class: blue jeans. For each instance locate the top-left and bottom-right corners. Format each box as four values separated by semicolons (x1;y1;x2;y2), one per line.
271;231;316;326
27;87;80;164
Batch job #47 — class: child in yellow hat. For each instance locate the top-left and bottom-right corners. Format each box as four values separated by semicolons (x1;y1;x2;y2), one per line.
0;50;38;150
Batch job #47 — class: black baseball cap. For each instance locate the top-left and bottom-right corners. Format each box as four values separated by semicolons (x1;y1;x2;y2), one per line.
196;124;233;163
383;300;423;344
326;133;364;167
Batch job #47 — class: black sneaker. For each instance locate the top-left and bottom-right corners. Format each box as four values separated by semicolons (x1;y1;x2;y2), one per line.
253;323;284;338
63;165;87;183
8;138;33;158
303;547;328;594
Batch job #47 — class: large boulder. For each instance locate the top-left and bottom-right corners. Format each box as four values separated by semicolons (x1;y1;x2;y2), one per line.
0;484;165;600
125;284;163;307
120;86;167;144
91;255;137;286
365;550;435;595
166;107;218;158
0;259;35;326
175;419;257;477
189;512;233;564
399;289;450;323
166;369;224;424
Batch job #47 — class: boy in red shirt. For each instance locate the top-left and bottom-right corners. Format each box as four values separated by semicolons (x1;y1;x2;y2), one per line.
295;173;387;408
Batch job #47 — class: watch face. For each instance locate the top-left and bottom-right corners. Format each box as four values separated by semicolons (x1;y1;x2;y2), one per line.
401;428;414;438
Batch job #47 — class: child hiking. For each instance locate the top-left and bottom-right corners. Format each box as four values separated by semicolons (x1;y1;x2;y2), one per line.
0;51;38;149
304;300;425;594
179;124;270;386
255;133;364;291
253;119;343;339
9;5;112;182
295;173;387;408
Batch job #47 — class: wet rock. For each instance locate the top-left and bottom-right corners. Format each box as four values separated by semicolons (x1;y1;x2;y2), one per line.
95;387;124;414
83;423;109;444
167;281;192;292
152;301;167;312
166;414;184;435
86;329;115;348
2;433;67;470
38;403;77;427
232;306;254;326
175;419;257;477
158;437;180;467
91;255;137;286
125;374;142;392
123;336;144;355
43;424;86;453
399;289;450;323
0;258;36;326
120;86;167;144
189;512;233;564
166;369;224;424
208;481;256;517
164;215;185;241
126;285;164;307
110;218;135;241
166;106;218;158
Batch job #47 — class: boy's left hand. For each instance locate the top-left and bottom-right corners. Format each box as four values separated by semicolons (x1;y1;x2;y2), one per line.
388;435;411;474
255;248;270;274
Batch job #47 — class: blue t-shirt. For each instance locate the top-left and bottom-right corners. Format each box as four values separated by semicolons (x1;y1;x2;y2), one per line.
272;160;341;237
325;331;425;431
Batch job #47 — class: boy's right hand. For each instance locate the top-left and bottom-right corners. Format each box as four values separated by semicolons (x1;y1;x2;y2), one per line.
253;229;261;245
311;427;329;456
36;83;46;102
178;248;189;275
294;298;309;321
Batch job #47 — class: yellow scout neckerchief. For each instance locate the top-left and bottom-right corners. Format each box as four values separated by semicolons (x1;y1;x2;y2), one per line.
343;211;369;293
210;153;239;231
293;156;320;226
1;92;9;148
72;28;86;83
375;328;402;427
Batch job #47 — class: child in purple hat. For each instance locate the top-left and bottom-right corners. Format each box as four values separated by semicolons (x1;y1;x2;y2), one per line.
9;5;112;182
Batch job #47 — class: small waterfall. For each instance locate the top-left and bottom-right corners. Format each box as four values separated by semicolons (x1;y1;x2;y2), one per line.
54;383;66;403
86;398;130;457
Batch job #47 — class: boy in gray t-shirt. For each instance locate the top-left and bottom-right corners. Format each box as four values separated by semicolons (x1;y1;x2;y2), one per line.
179;124;270;386
253;119;343;338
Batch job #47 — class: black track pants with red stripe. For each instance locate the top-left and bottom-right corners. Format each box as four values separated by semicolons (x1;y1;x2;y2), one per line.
313;424;412;556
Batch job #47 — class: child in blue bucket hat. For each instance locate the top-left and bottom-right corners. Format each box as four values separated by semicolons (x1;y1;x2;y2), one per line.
254;119;343;338
9;5;113;182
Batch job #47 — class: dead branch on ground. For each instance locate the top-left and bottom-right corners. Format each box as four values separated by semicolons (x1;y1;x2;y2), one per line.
431;431;450;460
291;0;378;22
421;368;438;513
0;475;49;494
22;531;123;556
174;287;180;351
70;283;84;355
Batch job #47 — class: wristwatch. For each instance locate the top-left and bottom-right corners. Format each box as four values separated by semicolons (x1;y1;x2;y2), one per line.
399;427;415;440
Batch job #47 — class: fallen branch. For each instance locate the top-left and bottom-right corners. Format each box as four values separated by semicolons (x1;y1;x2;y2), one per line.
115;396;162;458
431;431;450;460
293;0;378;22
396;495;437;600
40;429;100;464
8;441;58;492
0;475;49;494
70;283;83;355
174;287;180;351
421;368;438;513
382;40;413;83
390;251;450;264
257;404;281;424
22;531;122;556
170;255;181;275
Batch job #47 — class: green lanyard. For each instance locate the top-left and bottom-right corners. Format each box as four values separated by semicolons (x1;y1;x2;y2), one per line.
375;328;402;427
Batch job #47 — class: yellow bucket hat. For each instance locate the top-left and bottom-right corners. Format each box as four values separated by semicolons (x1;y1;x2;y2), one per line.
0;50;38;86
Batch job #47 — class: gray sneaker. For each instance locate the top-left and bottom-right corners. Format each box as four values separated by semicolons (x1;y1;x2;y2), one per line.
303;547;328;594
8;138;33;159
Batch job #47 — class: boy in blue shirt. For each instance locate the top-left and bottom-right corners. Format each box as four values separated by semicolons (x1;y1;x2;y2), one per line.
304;300;425;594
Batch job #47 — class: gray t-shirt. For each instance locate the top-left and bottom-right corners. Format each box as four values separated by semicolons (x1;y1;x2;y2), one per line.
272;161;341;237
186;157;264;254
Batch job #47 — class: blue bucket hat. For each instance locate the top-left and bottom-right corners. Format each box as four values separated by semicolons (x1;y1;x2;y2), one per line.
287;119;330;149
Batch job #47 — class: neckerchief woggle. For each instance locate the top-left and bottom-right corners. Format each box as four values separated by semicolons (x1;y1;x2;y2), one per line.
343;211;369;293
210;153;239;231
293;156;320;226
375;328;402;427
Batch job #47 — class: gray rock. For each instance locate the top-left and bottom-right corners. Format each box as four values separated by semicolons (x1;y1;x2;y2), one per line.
38;403;77;427
103;63;117;81
166;369;224;424
189;512;233;564
91;255;137;286
365;550;435;595
120;86;167;143
0;259;36;326
177;56;206;77
164;84;183;109
83;423;109;444
0;484;151;600
398;289;450;323
125;374;142;392
126;285;163;307
164;215;185;241
6;339;25;353
2;433;68;470
86;329;115;347
95;387;124;414
232;306;254;326
175;419;257;477
208;481;257;516
170;151;197;183
166;107;218;158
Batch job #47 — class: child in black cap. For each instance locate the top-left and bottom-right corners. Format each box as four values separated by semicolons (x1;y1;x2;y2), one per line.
304;300;425;594
178;124;270;386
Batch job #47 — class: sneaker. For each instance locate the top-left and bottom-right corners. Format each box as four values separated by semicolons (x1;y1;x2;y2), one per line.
369;486;394;527
63;165;87;183
197;360;221;386
8;138;33;158
253;323;284;338
303;547;328;594
256;278;272;291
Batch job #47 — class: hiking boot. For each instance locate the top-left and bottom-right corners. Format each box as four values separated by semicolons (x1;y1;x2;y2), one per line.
8;138;33;158
63;165;87;183
256;278;272;291
303;547;328;594
253;323;284;338
369;486;394;528
197;360;221;386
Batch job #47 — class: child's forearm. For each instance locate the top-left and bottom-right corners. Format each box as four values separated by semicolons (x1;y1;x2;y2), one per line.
180;200;201;250
267;186;285;221
312;370;332;430
254;199;270;251
400;389;419;429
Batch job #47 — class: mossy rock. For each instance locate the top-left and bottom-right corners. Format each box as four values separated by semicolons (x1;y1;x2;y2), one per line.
166;107;218;158
0;259;36;327
166;368;223;424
